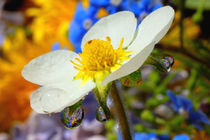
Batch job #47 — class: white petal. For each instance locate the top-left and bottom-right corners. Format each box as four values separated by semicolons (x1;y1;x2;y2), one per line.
102;6;174;85
130;6;175;49
102;43;154;85
22;50;79;86
31;79;95;113
81;11;137;49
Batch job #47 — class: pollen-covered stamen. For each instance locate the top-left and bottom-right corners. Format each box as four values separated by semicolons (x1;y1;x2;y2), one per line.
73;36;118;72
70;36;131;82
70;58;82;70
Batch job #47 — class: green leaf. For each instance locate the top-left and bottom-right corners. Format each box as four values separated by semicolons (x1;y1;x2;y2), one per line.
174;0;210;10
134;124;146;132
144;56;171;73
141;110;155;122
120;70;142;87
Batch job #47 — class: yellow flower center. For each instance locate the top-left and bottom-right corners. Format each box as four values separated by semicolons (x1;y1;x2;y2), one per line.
71;36;131;83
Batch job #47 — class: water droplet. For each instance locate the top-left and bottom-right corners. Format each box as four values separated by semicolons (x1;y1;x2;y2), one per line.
163;55;174;67
160;59;171;72
96;106;111;122
60;106;84;129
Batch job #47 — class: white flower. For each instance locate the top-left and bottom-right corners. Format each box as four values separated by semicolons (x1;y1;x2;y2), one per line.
22;6;174;114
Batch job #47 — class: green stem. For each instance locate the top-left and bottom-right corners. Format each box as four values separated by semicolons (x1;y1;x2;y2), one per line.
110;82;133;140
158;44;210;68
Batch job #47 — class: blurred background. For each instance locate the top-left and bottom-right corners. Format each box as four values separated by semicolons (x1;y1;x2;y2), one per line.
0;0;209;140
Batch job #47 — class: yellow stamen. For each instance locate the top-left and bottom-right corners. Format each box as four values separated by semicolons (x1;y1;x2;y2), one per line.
73;66;81;71
70;60;82;68
75;58;82;63
71;36;131;83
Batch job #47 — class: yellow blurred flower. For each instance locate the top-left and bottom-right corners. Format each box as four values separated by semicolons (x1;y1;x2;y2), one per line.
0;28;73;132
26;0;78;48
193;131;210;140
0;0;80;131
0;29;44;132
161;11;200;47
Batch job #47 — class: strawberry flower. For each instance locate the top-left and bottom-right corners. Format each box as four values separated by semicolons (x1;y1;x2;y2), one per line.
22;6;174;114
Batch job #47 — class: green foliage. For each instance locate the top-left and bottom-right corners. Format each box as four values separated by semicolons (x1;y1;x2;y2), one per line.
141;110;155;122
120;70;142;87
107;133;117;140
174;0;210;10
109;2;210;138
134;124;146;132
105;119;117;140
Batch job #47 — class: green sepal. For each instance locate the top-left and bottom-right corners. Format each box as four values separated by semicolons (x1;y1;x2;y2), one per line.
144;56;170;73
120;69;142;87
93;82;112;119
62;100;82;112
93;82;112;105
174;0;210;10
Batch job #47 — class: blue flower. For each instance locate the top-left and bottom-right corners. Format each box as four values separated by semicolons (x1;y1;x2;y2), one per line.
134;132;170;140
167;90;210;129
69;0;162;53
90;0;162;22
51;42;68;51
136;0;162;23
119;132;191;140
188;110;210;129
147;133;170;140
68;3;99;53
51;42;61;51
173;134;190;140
118;132;170;140
90;0;126;14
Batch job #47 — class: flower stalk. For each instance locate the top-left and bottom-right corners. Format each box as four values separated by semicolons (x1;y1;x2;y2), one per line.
110;82;133;140
93;83;112;119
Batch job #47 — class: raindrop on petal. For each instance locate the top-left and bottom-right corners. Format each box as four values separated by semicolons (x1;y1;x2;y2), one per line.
96;106;111;122
160;58;171;72
163;55;174;67
60;106;84;129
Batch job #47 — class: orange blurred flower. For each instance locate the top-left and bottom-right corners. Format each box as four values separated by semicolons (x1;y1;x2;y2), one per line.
161;11;200;47
0;27;72;131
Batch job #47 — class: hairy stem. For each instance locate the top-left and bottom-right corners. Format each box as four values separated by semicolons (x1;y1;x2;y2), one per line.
110;82;132;140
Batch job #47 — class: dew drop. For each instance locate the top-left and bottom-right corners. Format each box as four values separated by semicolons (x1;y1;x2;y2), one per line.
96;106;111;122
160;59;171;72
60;106;84;129
163;55;174;67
